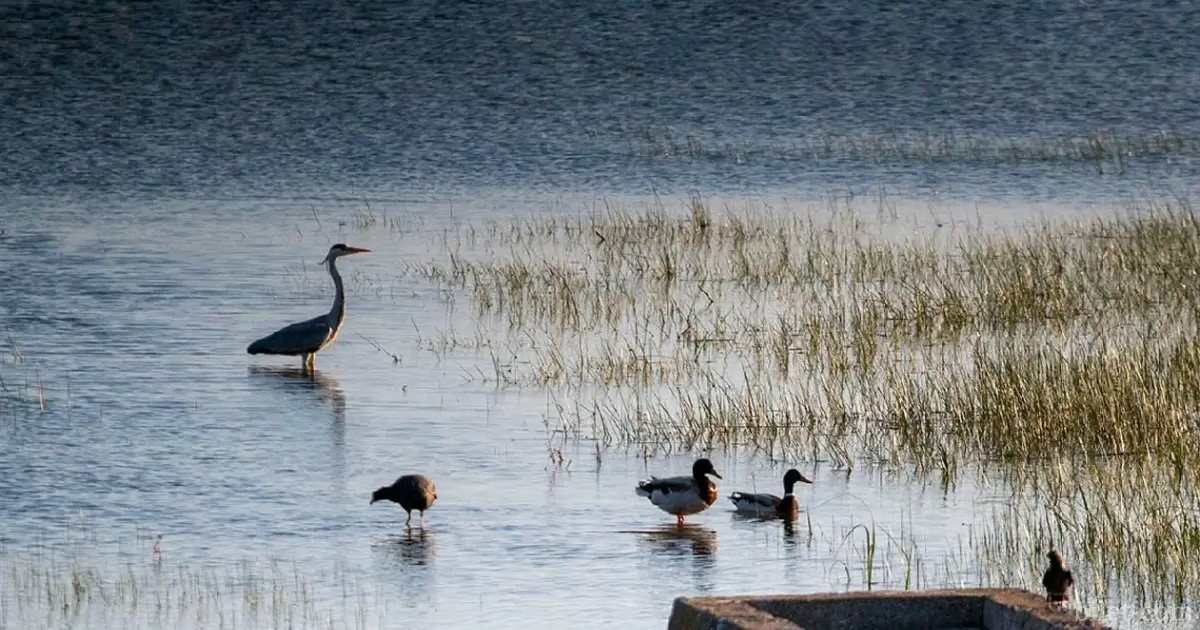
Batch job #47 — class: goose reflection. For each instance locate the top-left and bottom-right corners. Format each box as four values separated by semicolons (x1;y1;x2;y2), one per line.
373;528;436;567
626;523;718;556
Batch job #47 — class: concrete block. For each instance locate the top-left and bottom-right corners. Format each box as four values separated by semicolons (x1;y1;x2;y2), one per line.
669;588;1114;630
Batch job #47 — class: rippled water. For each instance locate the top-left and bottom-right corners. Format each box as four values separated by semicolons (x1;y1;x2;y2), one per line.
3;0;1200;627
0;195;1181;630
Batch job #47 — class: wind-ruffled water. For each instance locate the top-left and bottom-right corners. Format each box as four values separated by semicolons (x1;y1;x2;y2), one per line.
2;0;1199;628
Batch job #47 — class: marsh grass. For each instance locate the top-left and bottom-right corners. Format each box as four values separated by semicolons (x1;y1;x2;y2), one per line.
0;551;375;630
394;194;1200;615
622;128;1196;172
0;335;49;427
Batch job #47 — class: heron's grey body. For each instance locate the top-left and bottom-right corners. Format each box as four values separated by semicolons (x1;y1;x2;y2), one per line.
247;244;369;372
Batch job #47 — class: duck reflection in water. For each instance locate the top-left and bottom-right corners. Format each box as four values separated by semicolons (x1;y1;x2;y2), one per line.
374;528;436;567
626;523;718;557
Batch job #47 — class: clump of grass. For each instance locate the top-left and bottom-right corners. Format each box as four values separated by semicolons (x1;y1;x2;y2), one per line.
0;551;375;630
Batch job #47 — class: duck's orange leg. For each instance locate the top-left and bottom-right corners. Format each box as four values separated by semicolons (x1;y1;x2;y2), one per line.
676;513;685;526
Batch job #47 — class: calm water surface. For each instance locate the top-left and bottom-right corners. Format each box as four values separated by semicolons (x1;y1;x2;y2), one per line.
3;0;1200;627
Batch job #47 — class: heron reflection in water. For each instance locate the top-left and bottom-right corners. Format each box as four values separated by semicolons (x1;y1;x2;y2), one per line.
247;366;347;486
247;366;346;420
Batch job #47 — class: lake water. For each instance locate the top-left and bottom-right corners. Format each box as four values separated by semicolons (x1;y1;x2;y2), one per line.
2;0;1199;628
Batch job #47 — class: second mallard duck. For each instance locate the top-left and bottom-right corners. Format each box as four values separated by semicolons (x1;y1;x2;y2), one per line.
636;458;722;525
729;468;812;521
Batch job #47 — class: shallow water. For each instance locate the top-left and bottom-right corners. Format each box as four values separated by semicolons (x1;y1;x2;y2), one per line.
0;196;1190;629
0;199;983;627
4;0;1200;626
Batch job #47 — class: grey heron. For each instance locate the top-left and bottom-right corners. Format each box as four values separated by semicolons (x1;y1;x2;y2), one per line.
246;243;371;372
371;475;438;527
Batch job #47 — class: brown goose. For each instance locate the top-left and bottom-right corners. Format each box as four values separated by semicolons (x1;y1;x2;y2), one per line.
371;474;437;526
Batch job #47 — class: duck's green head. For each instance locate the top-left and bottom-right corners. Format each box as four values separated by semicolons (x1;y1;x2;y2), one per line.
693;458;722;480
783;468;812;492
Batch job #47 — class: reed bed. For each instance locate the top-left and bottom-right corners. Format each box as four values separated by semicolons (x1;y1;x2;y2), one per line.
398;194;1200;616
0;551;375;630
622;128;1196;169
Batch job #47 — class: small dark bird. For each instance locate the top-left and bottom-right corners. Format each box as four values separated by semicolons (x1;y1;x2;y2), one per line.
636;458;722;525
1042;550;1074;603
371;475;437;526
729;468;813;521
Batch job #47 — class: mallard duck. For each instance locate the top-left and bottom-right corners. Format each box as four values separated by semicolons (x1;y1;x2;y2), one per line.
371;474;437;526
1042;550;1074;603
635;458;722;525
729;468;812;521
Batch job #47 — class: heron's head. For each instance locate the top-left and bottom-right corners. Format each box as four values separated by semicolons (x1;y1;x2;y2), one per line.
322;243;372;265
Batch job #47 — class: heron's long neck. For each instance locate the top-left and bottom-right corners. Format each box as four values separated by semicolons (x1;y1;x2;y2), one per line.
327;257;346;328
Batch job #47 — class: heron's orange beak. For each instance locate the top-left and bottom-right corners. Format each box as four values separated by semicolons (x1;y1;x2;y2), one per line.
346;247;372;254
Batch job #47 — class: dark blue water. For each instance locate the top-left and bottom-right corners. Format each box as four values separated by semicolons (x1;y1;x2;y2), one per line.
2;0;1198;200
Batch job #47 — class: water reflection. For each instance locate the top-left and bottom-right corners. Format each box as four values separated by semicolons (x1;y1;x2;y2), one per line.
373;528;436;568
626;524;718;557
246;366;347;486
731;510;780;523
246;366;346;417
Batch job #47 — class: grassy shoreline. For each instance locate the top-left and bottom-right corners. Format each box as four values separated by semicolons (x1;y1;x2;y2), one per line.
398;194;1200;613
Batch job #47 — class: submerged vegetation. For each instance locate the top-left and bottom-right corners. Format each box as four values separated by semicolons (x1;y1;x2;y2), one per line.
620;127;1197;173
396;194;1200;619
0;549;375;630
